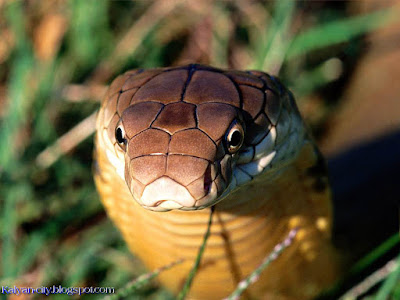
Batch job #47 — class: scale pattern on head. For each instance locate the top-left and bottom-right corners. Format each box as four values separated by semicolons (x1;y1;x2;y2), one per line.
97;64;305;211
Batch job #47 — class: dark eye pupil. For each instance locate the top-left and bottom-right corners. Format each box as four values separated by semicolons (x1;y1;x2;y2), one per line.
229;130;242;147
116;127;125;144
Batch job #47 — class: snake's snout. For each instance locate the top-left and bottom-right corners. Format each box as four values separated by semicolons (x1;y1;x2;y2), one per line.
138;176;215;211
140;177;195;209
125;153;225;211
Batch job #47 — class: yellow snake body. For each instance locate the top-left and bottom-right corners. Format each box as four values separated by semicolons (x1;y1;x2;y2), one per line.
94;65;342;299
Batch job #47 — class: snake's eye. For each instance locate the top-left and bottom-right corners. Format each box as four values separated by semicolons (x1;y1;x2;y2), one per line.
226;121;244;153
115;125;127;149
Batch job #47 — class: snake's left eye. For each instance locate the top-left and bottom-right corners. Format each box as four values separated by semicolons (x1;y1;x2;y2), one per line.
115;125;127;149
226;121;244;153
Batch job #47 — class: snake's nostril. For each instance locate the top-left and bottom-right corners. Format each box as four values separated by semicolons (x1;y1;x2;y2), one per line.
204;164;212;193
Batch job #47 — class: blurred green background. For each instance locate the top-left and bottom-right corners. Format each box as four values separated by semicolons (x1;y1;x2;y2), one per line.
0;0;399;299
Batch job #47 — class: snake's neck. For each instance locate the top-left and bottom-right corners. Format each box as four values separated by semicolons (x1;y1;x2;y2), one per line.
217;139;331;219
94;134;338;299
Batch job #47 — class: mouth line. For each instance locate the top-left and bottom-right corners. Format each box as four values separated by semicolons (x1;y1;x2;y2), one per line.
154;200;165;207
146;199;186;210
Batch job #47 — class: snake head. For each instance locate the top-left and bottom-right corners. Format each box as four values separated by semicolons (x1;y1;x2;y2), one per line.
97;64;305;211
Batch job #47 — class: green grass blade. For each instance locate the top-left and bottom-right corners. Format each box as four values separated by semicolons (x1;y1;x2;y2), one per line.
322;233;400;298
68;0;110;67
287;9;390;60
339;258;398;300
1;183;32;278
177;207;214;300
16;233;46;275
253;0;296;71
293;58;343;97
350;234;400;277
375;255;400;300
0;2;34;173
1;191;18;278
104;259;184;300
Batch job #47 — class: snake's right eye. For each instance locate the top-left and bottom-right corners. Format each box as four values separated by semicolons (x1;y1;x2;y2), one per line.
226;120;244;154
115;125;127;148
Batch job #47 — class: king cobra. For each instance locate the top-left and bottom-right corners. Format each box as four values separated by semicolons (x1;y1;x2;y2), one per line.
94;64;343;300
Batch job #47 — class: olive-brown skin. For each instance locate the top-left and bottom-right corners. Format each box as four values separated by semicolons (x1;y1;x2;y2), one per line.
94;65;342;299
